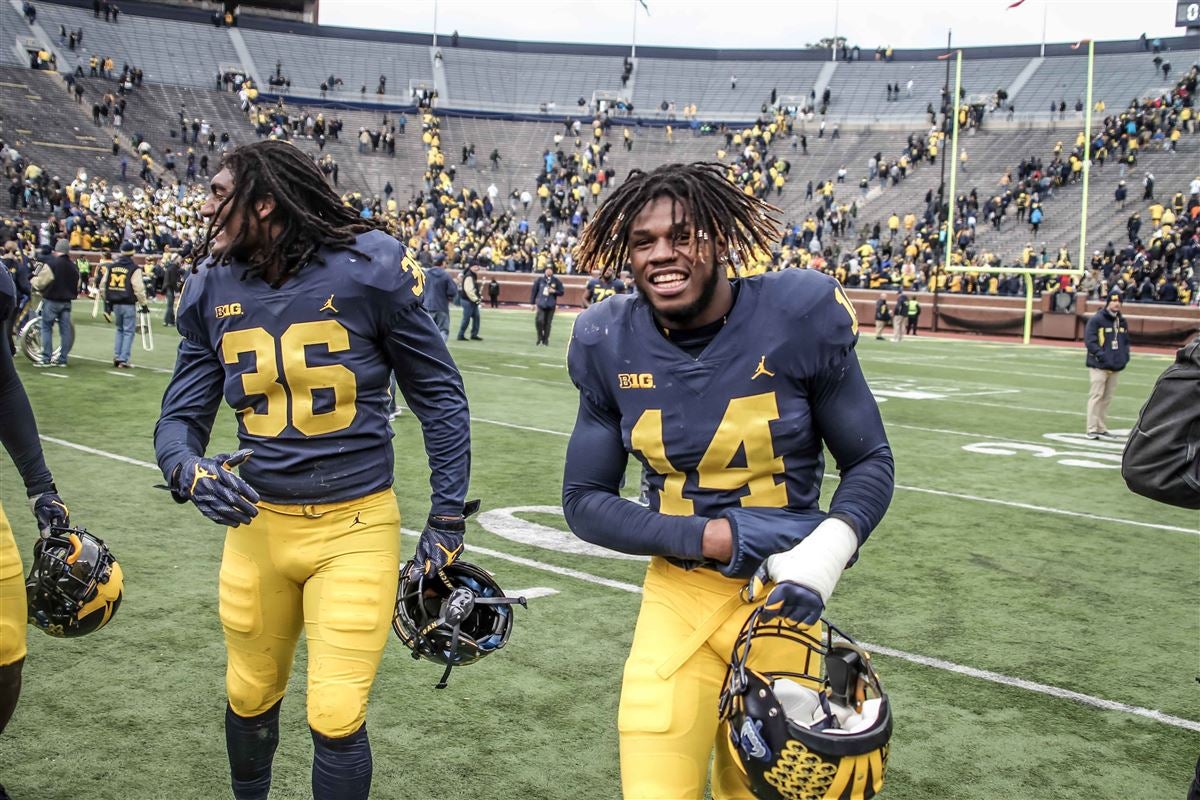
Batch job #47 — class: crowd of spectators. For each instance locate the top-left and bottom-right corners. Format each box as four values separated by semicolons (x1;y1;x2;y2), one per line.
1;10;1195;309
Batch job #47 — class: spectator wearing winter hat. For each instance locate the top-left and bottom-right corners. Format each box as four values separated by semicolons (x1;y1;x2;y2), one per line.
30;239;77;366
98;240;148;368
1084;291;1130;440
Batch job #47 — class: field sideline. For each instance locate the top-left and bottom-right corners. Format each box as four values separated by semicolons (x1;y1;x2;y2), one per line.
1;302;1196;800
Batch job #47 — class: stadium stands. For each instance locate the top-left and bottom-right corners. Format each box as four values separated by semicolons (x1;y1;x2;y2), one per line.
1;0;1196;329
238;28;432;103
442;48;625;113
630;58;825;118
1;1;34;67
1017;52;1182;114
825;58;1029;120
33;2;241;87
0;65;120;184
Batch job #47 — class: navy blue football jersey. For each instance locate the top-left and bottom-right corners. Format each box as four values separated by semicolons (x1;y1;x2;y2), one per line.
585;277;626;304
563;269;892;563
155;230;471;511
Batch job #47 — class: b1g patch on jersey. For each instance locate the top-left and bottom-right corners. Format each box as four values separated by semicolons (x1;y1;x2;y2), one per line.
215;302;244;319
618;372;655;389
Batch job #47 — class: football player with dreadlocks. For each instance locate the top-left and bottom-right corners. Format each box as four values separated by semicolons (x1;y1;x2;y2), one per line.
0;265;72;783
154;140;474;800
562;162;894;798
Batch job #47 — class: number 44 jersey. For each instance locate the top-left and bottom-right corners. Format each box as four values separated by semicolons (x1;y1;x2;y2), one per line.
155;230;470;509
564;268;892;565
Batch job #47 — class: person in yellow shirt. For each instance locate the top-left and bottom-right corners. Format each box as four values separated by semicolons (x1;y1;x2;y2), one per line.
1149;202;1164;226
887;213;900;239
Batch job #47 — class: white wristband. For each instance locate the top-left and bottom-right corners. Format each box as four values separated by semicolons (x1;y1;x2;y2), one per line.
765;517;858;604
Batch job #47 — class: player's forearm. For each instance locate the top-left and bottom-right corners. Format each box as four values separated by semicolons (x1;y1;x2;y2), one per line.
562;485;709;561
562;396;708;561
386;307;472;515
153;340;223;481
827;444;894;541
811;355;895;542
0;345;55;496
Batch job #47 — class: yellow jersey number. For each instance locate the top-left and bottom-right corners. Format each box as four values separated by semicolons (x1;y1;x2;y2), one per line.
629;392;787;514
221;320;357;437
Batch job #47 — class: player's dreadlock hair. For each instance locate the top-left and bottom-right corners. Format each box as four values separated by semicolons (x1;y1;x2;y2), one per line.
574;162;782;273
192;139;382;284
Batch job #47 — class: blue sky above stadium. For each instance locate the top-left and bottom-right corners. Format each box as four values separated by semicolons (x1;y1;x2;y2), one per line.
321;0;1191;50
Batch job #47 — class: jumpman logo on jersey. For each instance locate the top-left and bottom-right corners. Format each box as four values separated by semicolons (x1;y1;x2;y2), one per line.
349;512;366;528
751;355;775;380
320;293;338;314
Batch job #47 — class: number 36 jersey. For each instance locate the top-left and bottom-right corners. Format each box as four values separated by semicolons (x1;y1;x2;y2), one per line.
563;268;893;565
155;230;470;511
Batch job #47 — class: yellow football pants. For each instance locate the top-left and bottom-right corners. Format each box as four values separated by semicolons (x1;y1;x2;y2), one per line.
219;489;400;738
619;557;821;800
0;503;26;667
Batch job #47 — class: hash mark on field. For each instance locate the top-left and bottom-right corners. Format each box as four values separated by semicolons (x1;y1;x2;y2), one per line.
502;363;529;369
38;372;69;379
106;370;134;377
538;363;565;369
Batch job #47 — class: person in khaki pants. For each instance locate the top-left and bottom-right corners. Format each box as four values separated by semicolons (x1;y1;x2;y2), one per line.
1084;291;1130;439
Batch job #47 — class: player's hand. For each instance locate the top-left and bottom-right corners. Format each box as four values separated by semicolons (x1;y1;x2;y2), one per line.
30;491;70;537
174;450;260;527
409;499;481;579
760;580;825;626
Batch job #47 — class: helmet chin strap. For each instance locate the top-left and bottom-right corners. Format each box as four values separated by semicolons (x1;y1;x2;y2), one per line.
432;588;528;690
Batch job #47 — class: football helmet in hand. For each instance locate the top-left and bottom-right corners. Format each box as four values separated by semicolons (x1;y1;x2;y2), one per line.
394;559;526;688
718;609;892;800
26;525;123;638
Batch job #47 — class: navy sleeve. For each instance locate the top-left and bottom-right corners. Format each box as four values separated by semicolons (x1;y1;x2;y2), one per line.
153;335;225;488
0;270;55;497
383;302;471;516
1084;313;1101;357
808;352;895;543
529;278;539;305
153;274;224;488
561;391;708;561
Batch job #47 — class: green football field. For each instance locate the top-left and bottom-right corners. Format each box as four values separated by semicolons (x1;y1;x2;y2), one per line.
1;302;1197;800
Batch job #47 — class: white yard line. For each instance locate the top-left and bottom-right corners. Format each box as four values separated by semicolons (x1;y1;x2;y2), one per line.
36;436;1200;731
38;436;158;470
69;353;174;373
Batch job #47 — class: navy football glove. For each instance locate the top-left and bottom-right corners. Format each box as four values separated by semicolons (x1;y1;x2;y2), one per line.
410;499;481;579
173;449;260;527
760;579;825;626
746;516;860;626
30;490;70;537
